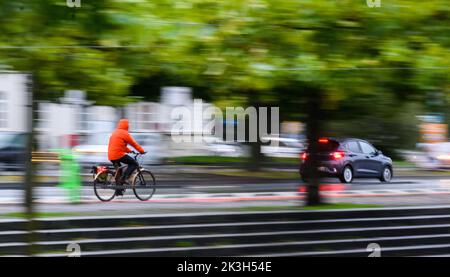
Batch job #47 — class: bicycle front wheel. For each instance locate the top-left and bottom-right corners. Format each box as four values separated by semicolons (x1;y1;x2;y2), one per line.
133;170;156;201
94;171;116;202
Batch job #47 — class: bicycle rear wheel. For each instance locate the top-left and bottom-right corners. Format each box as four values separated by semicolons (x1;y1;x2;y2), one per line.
133;170;156;201
94;171;116;202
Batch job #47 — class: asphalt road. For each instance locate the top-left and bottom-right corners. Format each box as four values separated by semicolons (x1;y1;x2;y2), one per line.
1;177;450;215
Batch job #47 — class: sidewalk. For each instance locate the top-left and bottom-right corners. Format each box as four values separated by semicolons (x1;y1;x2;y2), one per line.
1;164;449;185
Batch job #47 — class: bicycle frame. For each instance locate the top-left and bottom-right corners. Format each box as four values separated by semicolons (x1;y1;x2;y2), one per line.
109;152;146;187
93;152;155;201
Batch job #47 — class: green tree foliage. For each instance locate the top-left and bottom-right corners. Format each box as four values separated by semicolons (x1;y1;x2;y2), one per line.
0;0;448;206
0;0;448;134
0;1;447;101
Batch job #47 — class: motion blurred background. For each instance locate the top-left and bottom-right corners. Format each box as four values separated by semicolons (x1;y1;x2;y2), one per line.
0;0;448;169
0;0;448;257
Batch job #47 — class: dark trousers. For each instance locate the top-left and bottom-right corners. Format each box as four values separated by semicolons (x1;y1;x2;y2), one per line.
111;155;138;182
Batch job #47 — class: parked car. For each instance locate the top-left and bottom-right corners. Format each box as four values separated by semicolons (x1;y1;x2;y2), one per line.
261;137;305;158
300;138;393;183
0;132;26;171
414;142;450;169
73;132;165;168
204;139;246;157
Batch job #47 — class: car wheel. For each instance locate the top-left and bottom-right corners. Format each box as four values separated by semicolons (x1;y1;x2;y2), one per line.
339;166;353;183
380;166;393;183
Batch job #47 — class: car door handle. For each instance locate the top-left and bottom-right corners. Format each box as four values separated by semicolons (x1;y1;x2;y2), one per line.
349;154;356;157
365;156;370;158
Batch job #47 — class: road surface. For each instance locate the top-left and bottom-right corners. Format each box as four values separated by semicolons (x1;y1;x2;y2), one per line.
1;176;450;215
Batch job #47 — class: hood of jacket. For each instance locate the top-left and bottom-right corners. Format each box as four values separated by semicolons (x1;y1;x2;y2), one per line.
117;119;129;131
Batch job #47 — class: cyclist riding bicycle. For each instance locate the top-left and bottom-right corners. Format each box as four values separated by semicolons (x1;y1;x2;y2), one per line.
108;119;145;195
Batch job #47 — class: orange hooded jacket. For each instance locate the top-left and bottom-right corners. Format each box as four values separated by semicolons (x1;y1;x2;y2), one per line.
108;119;145;161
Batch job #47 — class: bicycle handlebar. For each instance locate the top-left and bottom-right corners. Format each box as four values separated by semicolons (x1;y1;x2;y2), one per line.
131;151;147;155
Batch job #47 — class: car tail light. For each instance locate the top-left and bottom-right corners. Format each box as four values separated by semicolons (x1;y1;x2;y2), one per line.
318;138;329;143
331;151;345;160
301;152;308;161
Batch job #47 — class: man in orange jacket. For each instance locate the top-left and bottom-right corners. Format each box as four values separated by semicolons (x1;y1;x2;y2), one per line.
108;119;145;190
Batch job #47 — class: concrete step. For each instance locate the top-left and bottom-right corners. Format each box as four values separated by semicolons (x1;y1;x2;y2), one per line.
4;207;450;256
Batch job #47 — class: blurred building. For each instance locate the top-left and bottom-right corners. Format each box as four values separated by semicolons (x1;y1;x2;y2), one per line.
125;86;215;135
0;73;223;157
418;114;448;144
36;90;118;149
0;72;29;133
125;87;218;157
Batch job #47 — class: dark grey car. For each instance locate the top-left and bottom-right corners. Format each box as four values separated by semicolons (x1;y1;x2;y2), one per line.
0;132;27;171
300;138;393;183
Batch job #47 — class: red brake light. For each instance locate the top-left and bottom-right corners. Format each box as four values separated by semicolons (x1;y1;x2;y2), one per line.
331;151;345;160
301;152;308;161
318;138;329;143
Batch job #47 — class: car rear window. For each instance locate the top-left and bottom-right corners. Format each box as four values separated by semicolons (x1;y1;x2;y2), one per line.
317;140;339;152
346;141;361;153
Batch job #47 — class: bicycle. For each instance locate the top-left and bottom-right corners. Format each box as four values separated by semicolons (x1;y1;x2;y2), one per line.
92;152;156;201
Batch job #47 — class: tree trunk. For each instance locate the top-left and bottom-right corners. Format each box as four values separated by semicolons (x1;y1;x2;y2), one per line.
246;96;264;171
248;139;263;171
305;90;323;206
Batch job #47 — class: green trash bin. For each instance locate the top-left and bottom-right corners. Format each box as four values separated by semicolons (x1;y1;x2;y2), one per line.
57;149;82;203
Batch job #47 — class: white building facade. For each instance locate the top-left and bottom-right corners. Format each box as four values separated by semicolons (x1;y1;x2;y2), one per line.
0;73;29;133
